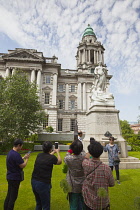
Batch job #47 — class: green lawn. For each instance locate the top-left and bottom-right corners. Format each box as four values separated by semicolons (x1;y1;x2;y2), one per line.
0;151;140;210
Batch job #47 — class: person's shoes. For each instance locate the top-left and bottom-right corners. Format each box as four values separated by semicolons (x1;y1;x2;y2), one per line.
117;180;120;185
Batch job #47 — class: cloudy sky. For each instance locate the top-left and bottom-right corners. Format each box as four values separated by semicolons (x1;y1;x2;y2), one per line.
0;0;140;123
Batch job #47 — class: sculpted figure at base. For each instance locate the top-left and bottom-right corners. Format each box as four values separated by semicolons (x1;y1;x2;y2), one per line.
90;62;115;106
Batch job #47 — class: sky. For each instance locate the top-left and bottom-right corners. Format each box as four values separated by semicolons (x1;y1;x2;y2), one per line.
0;0;140;123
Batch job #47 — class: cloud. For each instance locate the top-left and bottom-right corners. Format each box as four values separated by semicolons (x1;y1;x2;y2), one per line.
0;0;139;96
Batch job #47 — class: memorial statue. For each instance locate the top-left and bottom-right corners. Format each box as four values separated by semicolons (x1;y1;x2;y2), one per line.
90;62;114;106
94;62;107;92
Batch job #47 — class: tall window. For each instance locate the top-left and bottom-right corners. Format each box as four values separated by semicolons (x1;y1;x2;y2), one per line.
58;84;64;92
43;115;48;129
70;100;75;110
46;75;51;84
45;93;50;104
59;100;63;109
58;119;63;131
91;68;95;73
71;85;75;92
70;119;75;131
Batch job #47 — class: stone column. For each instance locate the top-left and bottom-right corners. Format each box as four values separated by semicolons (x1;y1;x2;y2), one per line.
31;69;36;83
89;50;91;63
99;51;102;62
83;83;86;111
102;52;104;64
65;83;69;110
94;50;96;64
97;51;99;63
37;70;41;97
87;50;88;62
12;68;16;75
85;50;87;63
77;82;82;110
84;49;86;63
78;50;80;64
52;73;57;106
5;67;10;77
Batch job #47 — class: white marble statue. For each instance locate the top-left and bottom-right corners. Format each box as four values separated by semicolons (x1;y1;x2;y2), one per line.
94;62;107;92
90;62;114;106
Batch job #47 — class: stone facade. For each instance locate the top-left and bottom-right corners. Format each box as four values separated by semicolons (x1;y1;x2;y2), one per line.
0;25;112;134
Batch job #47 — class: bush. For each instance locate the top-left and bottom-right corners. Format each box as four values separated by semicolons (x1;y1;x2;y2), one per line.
26;134;38;142
46;126;54;133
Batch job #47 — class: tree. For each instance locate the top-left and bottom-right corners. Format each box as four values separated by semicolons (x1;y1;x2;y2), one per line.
120;120;134;139
120;120;140;151
0;71;45;143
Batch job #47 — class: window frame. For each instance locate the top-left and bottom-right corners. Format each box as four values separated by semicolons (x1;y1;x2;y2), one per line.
58;119;63;131
58;84;64;92
44;93;50;104
71;85;75;92
43;115;49;129
58;99;64;109
46;75;51;84
70;119;75;131
70;100;75;110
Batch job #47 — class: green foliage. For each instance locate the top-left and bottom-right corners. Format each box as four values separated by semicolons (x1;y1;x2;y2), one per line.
97;187;108;210
134;197;140;210
22;143;34;151
1;151;140;210
26;134;38;142
97;187;107;198
120;120;134;139
0;71;46;143
46;126;54;133
120;120;140;151
60;179;72;193
62;163;68;173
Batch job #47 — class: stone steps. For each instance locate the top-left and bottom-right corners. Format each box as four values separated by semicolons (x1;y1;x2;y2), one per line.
101;156;140;162
101;156;140;169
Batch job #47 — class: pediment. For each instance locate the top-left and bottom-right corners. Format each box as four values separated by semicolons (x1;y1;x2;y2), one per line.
42;86;52;91
69;94;77;99
2;49;44;62
57;94;65;98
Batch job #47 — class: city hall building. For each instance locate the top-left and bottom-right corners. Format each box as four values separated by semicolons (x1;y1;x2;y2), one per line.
0;25;112;134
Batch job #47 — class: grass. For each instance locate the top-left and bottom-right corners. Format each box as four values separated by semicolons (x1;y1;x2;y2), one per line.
0;151;140;210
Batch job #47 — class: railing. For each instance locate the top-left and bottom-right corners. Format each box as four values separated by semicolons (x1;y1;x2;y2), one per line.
45;57;58;63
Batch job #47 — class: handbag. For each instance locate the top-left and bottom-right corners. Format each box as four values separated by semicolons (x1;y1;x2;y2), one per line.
113;156;120;163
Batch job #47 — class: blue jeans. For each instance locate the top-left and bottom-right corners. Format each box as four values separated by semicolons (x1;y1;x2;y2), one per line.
31;179;51;210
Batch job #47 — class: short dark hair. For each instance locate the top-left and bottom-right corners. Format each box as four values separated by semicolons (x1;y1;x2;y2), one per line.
88;141;103;158
90;137;95;144
70;140;83;155
13;139;23;147
109;136;115;141
78;131;82;135
42;141;53;153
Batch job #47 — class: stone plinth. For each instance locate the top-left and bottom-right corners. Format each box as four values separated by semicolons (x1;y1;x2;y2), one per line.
83;104;128;158
83;104;140;168
101;156;140;169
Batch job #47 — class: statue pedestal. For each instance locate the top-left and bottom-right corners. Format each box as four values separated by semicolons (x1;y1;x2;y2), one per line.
83;104;128;158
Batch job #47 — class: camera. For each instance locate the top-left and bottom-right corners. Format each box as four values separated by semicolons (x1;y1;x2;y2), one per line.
55;142;58;149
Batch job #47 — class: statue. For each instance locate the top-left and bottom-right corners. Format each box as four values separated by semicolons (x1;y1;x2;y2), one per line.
94;62;107;92
90;62;114;106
